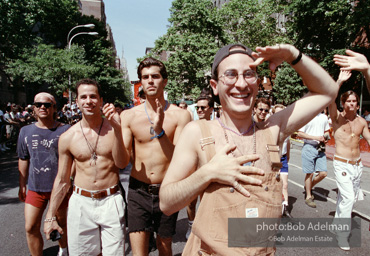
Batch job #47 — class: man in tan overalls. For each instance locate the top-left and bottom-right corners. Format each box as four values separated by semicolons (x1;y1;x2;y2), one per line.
160;43;339;255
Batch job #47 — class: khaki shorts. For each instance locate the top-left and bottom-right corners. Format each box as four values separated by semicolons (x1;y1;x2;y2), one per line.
67;191;125;256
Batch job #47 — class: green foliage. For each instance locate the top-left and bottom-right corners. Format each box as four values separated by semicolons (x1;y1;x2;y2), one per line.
149;0;228;101
6;41;96;95
1;0;131;104
285;0;368;59
272;63;306;105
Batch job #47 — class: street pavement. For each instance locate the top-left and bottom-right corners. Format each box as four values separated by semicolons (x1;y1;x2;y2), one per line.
0;141;369;255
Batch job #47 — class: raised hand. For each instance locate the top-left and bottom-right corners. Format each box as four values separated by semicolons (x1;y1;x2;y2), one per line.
337;70;352;86
102;103;120;130
152;99;165;134
250;44;300;71
334;50;370;72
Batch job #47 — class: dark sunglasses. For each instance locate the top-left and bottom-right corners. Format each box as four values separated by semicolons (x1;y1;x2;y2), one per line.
259;108;269;113
196;106;208;111
33;102;53;108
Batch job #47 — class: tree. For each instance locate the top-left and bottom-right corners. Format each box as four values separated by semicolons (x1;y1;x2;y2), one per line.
272;63;306;105
0;0;81;79
6;41;96;95
1;0;131;104
149;0;228;101
285;0;370;105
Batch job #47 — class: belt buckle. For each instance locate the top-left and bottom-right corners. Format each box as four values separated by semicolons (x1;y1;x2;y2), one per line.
90;191;98;199
148;185;159;195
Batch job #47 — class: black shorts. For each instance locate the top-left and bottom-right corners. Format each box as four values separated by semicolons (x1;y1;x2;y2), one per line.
127;177;178;238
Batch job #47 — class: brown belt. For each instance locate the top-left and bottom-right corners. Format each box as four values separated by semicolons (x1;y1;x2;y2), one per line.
333;156;361;166
73;184;119;199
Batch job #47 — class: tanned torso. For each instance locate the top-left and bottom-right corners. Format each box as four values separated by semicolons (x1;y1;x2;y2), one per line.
332;114;367;160
62;119;119;190
123;104;189;184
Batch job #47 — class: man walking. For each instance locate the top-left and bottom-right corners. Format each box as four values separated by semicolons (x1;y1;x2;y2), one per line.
44;79;129;255
329;70;370;250
159;43;338;255
298;112;330;208
18;92;70;256
121;57;191;255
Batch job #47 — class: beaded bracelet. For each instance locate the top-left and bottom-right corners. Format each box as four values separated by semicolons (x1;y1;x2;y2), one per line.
150;129;165;140
44;217;56;222
291;51;302;65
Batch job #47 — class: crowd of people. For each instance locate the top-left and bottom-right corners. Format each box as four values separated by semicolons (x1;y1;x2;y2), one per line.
9;44;370;256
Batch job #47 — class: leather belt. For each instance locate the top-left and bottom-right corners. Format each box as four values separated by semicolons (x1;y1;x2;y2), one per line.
334;156;361;166
129;177;160;195
73;184;119;199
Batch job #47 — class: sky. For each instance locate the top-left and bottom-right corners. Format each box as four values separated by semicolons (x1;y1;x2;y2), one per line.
104;0;173;82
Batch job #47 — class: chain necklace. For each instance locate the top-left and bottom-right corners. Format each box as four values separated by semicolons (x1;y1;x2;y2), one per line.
345;117;356;138
144;100;169;135
217;117;255;136
80;118;104;165
219;117;256;167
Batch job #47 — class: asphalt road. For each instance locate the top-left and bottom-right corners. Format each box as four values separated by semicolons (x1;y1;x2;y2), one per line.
1;141;369;256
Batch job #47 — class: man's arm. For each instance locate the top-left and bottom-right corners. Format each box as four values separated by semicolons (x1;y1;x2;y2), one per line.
334;50;370;93
18;158;29;202
102;103;129;169
329;70;352;123
152;101;191;160
360;117;370;146
43;133;73;239
251;44;338;144
297;131;325;143
160;122;264;216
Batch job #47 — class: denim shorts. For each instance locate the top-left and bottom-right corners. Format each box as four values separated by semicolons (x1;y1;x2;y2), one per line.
127;183;178;238
301;143;327;174
280;154;289;173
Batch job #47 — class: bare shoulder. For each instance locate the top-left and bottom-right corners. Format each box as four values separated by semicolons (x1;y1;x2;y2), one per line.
121;105;143;123
167;105;191;122
357;115;368;127
59;122;78;141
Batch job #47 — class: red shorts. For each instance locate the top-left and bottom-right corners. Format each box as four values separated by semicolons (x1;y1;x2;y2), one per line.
25;190;69;209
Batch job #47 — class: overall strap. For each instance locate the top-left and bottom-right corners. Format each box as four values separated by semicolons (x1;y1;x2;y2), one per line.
197;120;216;162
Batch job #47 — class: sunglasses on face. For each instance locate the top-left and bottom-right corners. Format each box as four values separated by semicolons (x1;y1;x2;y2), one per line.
196;106;208;111
258;108;269;113
33;102;53;108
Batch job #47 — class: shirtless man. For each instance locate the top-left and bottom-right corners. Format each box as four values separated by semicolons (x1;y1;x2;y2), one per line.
121;57;191;255
44;78;129;255
159;43;338;255
329;70;370;251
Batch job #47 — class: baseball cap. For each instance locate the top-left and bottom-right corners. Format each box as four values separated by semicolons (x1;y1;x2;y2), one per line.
211;43;255;79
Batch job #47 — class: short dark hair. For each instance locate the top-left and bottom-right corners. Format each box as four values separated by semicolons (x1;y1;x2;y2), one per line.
254;98;271;108
75;78;102;97
340;90;359;106
197;94;214;109
137;57;168;80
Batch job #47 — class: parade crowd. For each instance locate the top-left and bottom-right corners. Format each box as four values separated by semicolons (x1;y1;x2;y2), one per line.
5;44;370;256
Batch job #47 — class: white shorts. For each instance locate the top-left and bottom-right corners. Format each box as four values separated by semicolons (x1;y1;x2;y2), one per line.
67;190;125;256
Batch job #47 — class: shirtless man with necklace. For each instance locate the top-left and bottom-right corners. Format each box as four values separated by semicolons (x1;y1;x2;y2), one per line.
329;70;370;251
121;57;191;256
44;78;129;255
